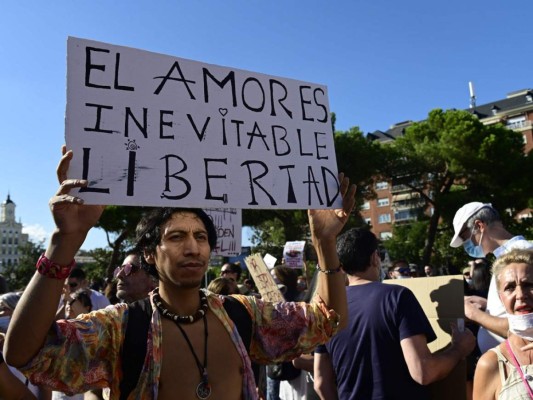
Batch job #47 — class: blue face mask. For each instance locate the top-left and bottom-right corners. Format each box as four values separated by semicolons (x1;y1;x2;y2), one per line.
463;230;485;258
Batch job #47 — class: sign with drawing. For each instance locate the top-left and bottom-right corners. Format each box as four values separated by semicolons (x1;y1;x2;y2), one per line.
65;37;341;210
283;240;306;268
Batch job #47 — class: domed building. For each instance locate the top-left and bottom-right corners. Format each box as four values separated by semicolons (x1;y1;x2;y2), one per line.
0;194;28;271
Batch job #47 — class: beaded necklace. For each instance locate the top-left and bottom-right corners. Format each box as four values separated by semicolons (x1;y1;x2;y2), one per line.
152;287;208;324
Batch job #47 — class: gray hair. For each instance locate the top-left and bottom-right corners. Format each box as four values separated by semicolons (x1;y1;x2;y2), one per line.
466;206;501;230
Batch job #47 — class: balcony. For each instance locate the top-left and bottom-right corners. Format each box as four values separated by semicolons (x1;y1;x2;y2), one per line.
506;120;532;130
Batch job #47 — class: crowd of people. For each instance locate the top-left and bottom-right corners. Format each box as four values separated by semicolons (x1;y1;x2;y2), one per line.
0;147;532;400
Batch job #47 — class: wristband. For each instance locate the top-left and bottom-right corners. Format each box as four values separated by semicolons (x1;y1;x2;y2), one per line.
317;264;343;274
36;254;75;280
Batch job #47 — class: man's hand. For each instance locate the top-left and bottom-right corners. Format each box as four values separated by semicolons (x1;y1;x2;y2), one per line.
308;173;356;242
49;146;105;236
450;322;476;358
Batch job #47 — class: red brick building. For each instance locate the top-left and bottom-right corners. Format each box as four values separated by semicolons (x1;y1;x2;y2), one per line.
361;89;533;239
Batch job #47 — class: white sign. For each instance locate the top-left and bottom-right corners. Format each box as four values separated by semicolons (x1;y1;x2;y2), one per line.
65;37;342;210
263;253;278;269
204;208;241;257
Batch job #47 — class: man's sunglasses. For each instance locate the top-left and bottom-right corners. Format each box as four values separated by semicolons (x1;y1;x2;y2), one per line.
395;267;410;274
113;263;141;278
68;282;79;289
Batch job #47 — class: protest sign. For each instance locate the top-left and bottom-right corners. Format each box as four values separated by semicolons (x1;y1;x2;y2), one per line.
283;241;306;268
263;253;277;269
203;208;241;257
66;37;341;210
245;254;284;302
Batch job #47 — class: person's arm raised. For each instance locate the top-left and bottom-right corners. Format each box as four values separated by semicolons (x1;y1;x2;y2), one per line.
309;173;355;331
4;147;105;367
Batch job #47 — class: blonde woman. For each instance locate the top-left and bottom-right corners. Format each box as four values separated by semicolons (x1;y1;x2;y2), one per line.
473;249;533;399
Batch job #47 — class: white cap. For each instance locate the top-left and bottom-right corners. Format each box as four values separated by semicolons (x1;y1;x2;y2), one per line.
450;202;492;248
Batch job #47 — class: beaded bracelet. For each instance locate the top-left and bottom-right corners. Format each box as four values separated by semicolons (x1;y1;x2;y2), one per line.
317;264;343;274
36;254;76;280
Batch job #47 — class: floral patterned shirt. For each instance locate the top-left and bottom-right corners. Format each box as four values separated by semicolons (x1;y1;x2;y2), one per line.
21;291;339;399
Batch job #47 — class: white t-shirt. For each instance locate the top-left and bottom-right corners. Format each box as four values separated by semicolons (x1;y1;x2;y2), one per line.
477;236;533;353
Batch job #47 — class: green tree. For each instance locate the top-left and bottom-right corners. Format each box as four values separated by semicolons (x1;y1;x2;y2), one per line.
96;206;148;280
4;239;45;290
334;126;384;208
379;108;532;267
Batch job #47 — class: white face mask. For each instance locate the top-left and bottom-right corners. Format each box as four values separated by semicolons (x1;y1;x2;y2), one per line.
508;312;533;341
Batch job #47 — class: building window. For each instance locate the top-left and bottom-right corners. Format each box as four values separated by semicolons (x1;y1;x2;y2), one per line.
380;232;392;239
378;213;391;224
506;115;526;130
377;198;390;207
395;209;417;222
375;181;389;190
361;202;370;210
365;218;372;225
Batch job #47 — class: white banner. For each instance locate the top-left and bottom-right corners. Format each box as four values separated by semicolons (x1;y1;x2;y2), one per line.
65;37;341;210
204;208;241;257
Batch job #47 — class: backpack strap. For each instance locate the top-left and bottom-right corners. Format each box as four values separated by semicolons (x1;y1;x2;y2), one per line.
119;293;252;400
222;295;252;353
119;298;152;400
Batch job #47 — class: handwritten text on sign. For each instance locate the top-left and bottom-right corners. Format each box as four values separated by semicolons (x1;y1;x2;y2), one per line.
204;208;242;257
245;254;285;302
65;37;341;209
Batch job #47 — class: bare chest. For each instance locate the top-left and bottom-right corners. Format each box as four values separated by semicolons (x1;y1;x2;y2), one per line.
158;313;244;400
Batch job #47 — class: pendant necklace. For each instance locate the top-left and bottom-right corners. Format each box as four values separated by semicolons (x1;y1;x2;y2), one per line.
154;289;211;399
174;315;211;399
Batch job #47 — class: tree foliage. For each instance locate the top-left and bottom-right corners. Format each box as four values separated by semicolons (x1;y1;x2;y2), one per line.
334;126;384;203
4;239;45;291
379;108;533;266
96;206;148;279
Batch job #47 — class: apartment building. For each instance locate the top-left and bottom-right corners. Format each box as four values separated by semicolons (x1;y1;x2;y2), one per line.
361;88;533;238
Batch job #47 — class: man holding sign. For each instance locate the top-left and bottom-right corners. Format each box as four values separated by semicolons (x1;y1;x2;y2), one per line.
5;147;354;399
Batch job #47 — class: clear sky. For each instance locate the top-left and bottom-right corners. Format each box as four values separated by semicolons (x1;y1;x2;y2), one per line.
1;1;532;250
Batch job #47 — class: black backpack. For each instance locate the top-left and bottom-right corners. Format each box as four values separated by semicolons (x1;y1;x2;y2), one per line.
119;295;252;400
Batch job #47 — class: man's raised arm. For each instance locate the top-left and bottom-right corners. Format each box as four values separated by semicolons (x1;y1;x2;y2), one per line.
309;173;355;330
5;147;104;367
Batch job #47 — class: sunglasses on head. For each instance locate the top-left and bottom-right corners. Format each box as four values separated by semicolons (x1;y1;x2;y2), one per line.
114;263;141;279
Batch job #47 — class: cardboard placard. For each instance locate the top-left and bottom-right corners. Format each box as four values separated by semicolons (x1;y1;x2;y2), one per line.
65;37;341;210
385;275;466;400
245;254;284;302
